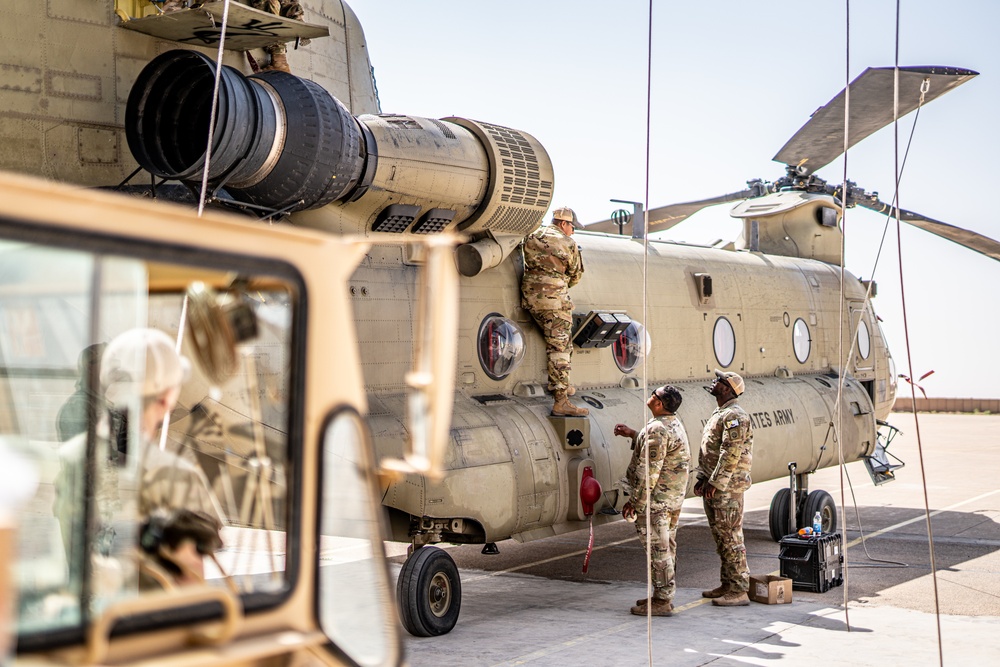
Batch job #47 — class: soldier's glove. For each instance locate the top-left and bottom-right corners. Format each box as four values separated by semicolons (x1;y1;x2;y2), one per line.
140;508;223;576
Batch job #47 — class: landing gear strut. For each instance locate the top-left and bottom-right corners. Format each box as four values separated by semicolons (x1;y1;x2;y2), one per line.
767;462;838;542
396;545;462;636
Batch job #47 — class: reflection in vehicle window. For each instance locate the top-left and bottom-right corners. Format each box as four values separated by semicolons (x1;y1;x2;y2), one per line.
0;236;296;644
318;411;399;667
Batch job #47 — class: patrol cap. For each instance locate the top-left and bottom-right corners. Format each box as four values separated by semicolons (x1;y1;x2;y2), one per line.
714;369;745;396
552;206;583;229
101;328;191;407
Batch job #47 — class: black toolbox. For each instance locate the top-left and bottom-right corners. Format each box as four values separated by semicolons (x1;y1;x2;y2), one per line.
778;532;844;592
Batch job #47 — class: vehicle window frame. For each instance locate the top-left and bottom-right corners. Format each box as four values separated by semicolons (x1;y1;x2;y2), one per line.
1;214;309;651
314;404;403;667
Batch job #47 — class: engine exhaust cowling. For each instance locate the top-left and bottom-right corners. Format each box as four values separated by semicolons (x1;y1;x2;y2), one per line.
125;50;365;212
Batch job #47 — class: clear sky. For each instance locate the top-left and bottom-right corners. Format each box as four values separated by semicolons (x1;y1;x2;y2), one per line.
347;0;1000;399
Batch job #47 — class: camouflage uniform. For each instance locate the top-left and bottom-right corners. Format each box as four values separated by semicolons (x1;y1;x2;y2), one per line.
697;397;754;593
520;224;584;393
624;415;690;603
249;1;304;60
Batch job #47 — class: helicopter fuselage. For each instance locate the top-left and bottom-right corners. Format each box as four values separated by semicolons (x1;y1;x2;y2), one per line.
358;232;895;545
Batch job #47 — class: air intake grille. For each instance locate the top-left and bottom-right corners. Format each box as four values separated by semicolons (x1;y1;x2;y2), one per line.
482;205;542;235
481;122;552;209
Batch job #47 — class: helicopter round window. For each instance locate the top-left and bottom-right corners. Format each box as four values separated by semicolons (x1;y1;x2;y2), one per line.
477;314;525;380
857;318;871;359
612;320;649;373
792;318;811;363
713;317;736;368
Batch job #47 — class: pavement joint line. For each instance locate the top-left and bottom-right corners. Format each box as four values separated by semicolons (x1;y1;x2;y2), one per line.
842;487;1000;550
463;536;639;582
489;619;637;667
464;515;714;583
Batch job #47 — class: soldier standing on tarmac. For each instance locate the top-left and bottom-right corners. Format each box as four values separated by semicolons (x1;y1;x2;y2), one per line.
520;207;589;417
695;370;754;606
614;385;690;617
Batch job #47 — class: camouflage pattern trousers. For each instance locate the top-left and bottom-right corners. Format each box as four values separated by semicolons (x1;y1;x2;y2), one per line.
634;506;681;602
703;491;749;592
525;306;573;392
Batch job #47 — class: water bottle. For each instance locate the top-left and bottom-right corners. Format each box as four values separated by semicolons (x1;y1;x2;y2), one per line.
812;511;822;536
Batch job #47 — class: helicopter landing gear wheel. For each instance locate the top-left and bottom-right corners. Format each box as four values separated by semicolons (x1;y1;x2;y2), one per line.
802;489;838;534
396;546;462;637
768;488;793;542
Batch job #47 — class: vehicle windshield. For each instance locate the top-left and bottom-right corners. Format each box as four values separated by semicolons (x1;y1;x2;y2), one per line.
0;232;297;643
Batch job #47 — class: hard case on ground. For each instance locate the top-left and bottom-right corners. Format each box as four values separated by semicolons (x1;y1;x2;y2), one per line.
778;531;844;592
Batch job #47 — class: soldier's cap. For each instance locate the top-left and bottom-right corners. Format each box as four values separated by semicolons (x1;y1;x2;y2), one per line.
552;206;583;229
101;328;191;408
714;369;745;396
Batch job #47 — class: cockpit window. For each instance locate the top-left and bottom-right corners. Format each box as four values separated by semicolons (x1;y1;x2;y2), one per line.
0;230;300;647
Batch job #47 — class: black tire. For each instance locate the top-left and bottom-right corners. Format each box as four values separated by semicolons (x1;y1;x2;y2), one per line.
802;490;838;534
768;488;793;542
396;546;462;637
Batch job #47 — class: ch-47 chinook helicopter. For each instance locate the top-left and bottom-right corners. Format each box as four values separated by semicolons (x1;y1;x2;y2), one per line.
4;0;1000;646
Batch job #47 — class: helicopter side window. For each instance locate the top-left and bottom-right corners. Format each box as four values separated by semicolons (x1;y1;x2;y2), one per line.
792;318;811;363
612;320;649;373
477;314;526;381
857;318;871;359
2;229;300;650
713;317;736;368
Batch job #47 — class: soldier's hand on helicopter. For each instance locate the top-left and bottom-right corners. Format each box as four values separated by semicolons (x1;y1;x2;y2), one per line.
614;423;636;439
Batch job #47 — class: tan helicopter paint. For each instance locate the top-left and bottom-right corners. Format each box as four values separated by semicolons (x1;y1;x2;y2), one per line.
1;0;907;642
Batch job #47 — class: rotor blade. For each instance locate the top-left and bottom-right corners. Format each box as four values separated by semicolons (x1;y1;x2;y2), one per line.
774;66;978;175
585;190;753;234
856;197;1000;263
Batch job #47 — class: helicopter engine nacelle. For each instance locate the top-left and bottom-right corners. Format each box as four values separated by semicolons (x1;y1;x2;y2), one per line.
124;50;554;244
731;191;843;264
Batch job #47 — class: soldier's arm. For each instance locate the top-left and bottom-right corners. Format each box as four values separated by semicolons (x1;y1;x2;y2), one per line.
632;427;668;513
566;246;584;288
709;415;747;491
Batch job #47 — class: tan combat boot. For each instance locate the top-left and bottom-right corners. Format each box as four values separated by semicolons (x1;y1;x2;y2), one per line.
701;584;731;599
264;52;291;73
552;391;589;417
712;591;750;607
630;599;673;616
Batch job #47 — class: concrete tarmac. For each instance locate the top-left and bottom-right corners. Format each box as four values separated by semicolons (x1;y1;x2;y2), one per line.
391;412;1000;665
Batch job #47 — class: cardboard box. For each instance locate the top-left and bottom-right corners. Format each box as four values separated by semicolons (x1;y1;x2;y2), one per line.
749;575;793;604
